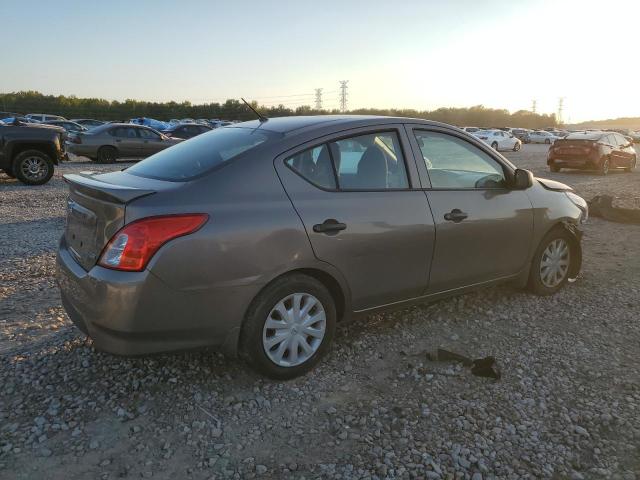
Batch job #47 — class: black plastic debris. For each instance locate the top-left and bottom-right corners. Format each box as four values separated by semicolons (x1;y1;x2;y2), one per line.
428;348;501;380
588;195;640;224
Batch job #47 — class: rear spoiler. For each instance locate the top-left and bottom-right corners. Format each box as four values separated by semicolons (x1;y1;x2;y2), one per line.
64;172;156;204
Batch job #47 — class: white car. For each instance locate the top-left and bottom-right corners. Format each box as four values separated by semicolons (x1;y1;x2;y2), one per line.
472;129;522;151
527;131;561;144
25;113;66;122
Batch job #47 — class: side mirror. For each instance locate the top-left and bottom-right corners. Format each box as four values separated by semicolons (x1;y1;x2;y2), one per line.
512;168;533;190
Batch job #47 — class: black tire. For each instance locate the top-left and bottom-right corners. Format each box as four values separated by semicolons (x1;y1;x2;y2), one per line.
599;157;610;175
549;163;561;173
491;141;499;150
513;142;521;152
1;168;16;178
97;146;118;164
13;150;54;186
623;156;636;173
240;273;337;380
528;228;574;296
545;138;551;145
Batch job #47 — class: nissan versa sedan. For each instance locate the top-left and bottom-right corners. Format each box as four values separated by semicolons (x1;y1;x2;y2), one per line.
548;131;637;174
57;116;587;379
66;123;183;163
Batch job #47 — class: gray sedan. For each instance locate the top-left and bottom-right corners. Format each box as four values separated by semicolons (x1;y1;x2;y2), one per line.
66;123;183;163
57;116;587;379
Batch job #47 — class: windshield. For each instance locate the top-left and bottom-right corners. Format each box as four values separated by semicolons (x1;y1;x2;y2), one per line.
127;127;271;181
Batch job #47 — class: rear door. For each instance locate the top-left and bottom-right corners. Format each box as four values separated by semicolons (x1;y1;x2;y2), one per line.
407;126;534;293
111;127;141;157
275;126;435;311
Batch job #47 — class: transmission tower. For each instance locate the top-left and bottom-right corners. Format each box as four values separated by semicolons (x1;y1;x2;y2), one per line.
339;80;349;112
314;88;323;110
557;97;565;125
531;99;537;114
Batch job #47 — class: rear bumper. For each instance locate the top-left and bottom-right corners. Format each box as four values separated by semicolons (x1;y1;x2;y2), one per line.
56;237;254;357
547;155;600;168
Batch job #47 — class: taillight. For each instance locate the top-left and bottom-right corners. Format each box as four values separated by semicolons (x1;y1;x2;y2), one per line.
98;214;208;271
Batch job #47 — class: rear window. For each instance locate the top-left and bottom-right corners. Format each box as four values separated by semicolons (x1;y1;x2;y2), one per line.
127;127;270;181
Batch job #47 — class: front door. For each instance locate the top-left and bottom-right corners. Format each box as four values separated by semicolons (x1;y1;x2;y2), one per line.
137;127;165;156
276;127;435;311
407;127;534;293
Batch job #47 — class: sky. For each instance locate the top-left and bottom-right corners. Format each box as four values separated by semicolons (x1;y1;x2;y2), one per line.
1;0;639;122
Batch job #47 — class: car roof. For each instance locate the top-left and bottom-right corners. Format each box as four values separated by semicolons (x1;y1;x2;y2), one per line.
229;115;455;135
564;132;604;140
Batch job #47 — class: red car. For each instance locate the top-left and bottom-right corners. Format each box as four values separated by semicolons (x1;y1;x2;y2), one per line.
548;132;637;175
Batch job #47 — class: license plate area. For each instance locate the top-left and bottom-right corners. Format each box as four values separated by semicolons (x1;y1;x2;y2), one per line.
66;199;97;265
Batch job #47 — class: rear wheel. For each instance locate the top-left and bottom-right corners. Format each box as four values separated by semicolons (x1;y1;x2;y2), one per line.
545;138;551;145
599;157;610;175
549;163;561;172
491;141;499;150
240;273;336;379
528;228;573;296
97;146;117;164
513;141;521;151
13;150;54;185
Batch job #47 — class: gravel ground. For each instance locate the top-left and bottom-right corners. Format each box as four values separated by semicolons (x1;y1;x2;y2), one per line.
1;145;639;480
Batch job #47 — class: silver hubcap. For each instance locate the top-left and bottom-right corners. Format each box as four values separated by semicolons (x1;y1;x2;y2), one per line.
540;239;570;288
262;293;326;367
21;156;48;180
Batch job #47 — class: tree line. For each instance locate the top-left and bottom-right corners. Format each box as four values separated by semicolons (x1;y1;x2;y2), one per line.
1;90;558;129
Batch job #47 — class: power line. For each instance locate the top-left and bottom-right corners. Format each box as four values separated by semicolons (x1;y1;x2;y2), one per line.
339;80;349;112
557;97;565;124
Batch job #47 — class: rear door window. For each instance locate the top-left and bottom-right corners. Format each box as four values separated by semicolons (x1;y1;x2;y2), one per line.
127;127;270;181
285;145;336;189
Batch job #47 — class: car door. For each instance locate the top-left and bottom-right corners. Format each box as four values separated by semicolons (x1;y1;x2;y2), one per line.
137;127;165;156
407;126;534;293
611;134;633;168
275;126;436;311
110;127;141;157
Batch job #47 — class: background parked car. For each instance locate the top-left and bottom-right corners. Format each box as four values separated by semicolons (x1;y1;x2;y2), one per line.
526;130;561;144
472;129;521;151
512;128;531;141
43;120;88;136
1;116;43;124
66;123;183;163
70;119;106;129
548;131;637;174
25;113;66;122
162;123;212;139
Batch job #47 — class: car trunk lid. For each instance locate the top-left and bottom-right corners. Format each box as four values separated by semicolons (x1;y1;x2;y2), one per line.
63;171;167;271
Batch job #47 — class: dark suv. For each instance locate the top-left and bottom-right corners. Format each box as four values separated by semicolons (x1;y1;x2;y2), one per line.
0;120;66;185
548;132;637;175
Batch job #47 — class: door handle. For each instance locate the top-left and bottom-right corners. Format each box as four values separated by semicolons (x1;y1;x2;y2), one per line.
444;209;468;223
313;219;347;234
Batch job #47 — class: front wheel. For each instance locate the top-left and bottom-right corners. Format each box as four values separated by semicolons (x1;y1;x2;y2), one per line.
599;157;610;175
623;156;636;173
240;274;337;379
513;142;521;152
528;229;574;296
13;150;54;185
491;142;499;150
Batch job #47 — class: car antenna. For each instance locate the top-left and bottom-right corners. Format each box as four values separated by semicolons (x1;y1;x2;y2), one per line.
241;98;268;123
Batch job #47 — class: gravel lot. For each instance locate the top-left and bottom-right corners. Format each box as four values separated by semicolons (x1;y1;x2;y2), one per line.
1;144;639;480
